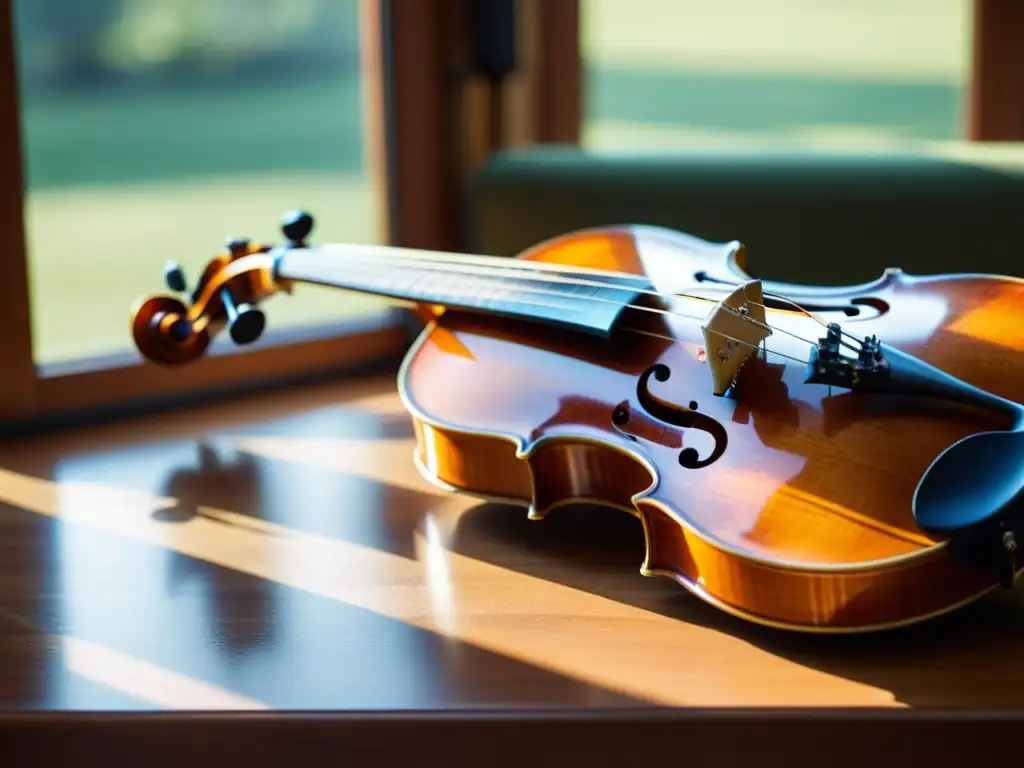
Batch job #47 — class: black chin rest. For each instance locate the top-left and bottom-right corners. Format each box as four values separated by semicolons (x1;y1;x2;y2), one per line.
914;426;1024;534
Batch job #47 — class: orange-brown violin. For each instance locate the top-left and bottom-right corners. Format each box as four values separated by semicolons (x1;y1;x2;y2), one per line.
130;210;1024;633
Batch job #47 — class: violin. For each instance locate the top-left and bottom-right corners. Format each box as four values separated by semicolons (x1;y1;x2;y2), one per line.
130;210;1024;633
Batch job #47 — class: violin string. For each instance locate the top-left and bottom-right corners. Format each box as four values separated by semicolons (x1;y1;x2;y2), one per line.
338;242;869;350
319;256;711;325
316;244;840;333
664;279;865;351
336;255;820;357
618;325;811;366
314;241;661;281
681;278;868;349
595;261;869;349
284;255;819;366
673;293;828;351
312;242;870;351
319;246;692;303
311;247;842;355
740;285;867;349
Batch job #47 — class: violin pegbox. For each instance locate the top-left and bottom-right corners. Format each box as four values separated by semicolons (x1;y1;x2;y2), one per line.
131;231;282;366
699;279;773;396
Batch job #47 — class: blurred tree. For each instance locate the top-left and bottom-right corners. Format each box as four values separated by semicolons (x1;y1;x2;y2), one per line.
13;0;362;93
14;0;124;87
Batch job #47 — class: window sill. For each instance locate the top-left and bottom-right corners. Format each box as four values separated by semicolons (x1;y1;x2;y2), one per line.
4;309;411;434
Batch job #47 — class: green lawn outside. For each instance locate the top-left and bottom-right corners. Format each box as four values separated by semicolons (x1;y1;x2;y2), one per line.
21;72;390;366
20;74;369;190
583;66;961;146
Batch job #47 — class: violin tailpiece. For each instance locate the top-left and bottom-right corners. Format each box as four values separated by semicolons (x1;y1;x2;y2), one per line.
803;326;1024;547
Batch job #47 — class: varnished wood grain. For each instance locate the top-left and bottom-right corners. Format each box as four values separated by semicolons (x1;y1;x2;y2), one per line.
400;224;1024;632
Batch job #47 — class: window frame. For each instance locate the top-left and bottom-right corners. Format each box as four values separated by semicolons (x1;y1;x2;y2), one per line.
0;0;582;430
0;0;415;428
968;0;1024;140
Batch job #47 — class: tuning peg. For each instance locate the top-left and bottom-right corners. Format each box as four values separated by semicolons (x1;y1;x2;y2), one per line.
214;237;264;343
281;209;314;247
160;262;195;341
164;261;188;293
220;285;265;345
162;261;194;342
226;237;250;256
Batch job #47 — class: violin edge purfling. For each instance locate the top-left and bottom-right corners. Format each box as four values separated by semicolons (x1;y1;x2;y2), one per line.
129;210;1024;633
396;310;1022;634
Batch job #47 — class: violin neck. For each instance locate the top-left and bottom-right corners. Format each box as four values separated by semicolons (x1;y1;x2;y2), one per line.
272;242;651;337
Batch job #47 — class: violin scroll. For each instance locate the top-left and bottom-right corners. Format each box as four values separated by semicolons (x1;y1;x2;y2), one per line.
130;212;313;365
130;294;211;366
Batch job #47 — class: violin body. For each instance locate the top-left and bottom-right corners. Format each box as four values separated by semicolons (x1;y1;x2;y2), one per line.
398;225;1024;632
131;213;1024;633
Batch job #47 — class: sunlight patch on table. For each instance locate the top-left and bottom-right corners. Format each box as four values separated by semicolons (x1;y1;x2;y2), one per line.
0;465;902;708
63;636;267;710
232;435;441;497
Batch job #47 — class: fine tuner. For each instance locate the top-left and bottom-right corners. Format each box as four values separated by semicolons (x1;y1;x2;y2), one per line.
131;210;1024;633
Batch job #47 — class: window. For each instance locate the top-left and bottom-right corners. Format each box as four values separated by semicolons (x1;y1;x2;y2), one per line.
13;0;392;369
580;0;973;150
0;0;1013;427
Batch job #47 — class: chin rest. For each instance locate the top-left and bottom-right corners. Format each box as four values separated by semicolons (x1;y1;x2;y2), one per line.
914;426;1024;535
801;333;1024;585
913;421;1024;588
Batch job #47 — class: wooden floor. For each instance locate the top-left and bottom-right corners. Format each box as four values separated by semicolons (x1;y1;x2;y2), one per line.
1;368;1023;761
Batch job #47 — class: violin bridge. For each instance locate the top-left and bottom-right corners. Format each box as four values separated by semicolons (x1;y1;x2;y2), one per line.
700;280;773;396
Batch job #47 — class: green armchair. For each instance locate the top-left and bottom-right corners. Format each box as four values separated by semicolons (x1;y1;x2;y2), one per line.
467;146;1024;285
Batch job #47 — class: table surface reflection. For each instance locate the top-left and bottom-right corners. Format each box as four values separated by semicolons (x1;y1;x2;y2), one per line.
2;371;1023;712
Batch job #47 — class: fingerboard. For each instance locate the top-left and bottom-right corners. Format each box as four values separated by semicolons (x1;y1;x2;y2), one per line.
273;244;651;337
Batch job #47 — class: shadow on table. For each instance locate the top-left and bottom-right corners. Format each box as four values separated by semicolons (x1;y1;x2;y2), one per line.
0;425;648;709
3;389;1020;709
450;499;1024;708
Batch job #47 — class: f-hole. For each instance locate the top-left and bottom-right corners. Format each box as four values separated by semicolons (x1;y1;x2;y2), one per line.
615;364;729;468
692;273;890;320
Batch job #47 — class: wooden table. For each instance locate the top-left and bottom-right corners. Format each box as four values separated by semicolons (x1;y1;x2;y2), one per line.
1;371;1021;764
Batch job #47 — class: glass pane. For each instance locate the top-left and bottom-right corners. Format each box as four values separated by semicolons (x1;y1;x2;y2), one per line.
14;0;391;367
581;0;972;150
